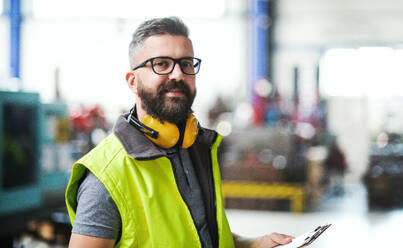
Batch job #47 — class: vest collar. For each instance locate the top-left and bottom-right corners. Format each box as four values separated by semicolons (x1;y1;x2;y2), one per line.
113;113;218;160
113;114;165;160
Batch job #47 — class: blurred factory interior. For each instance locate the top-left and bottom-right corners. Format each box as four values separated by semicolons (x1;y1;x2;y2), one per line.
1;0;403;247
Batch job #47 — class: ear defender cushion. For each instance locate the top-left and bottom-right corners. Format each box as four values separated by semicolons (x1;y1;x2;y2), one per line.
182;114;199;148
141;114;199;149
142;115;180;149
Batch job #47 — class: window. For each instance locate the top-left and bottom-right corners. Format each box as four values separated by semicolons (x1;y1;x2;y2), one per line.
320;47;403;97
33;0;226;19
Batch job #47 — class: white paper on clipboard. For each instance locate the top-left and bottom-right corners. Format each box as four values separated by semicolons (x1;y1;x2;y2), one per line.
276;223;331;248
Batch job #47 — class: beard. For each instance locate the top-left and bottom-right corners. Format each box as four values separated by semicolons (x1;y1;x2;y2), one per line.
137;79;196;124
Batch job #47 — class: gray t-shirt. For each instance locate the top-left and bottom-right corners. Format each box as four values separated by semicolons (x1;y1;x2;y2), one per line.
72;147;212;247
72;171;121;240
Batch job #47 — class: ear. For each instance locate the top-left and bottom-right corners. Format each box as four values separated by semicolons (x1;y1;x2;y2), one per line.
125;71;137;93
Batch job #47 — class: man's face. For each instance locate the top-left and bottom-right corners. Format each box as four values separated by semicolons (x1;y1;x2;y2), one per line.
128;34;197;124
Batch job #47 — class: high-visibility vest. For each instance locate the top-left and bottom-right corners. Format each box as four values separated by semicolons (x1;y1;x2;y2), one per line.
65;133;234;248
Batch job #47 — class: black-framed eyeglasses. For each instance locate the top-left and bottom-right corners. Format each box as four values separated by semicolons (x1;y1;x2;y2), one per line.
132;56;202;75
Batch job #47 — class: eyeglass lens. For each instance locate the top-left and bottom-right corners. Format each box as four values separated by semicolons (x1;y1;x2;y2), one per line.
152;57;200;75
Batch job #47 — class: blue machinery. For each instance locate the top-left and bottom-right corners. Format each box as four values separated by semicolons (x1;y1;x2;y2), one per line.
0;91;72;237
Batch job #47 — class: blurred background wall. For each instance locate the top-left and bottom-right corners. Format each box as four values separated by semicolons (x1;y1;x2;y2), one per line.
274;0;403;180
0;0;250;123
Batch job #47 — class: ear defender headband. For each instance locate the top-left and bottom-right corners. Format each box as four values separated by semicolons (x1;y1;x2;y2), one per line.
127;107;199;149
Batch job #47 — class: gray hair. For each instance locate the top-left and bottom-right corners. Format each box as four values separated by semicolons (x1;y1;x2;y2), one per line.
129;17;190;68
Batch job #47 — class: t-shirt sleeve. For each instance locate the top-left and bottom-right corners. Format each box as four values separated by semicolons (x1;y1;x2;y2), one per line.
72;170;122;240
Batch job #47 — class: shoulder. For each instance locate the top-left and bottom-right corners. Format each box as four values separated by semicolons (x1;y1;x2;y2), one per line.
76;171;118;211
73;171;122;240
78;133;126;171
197;126;220;146
78;171;110;198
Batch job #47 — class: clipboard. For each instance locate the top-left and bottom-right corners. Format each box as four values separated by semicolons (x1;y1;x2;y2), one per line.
276;223;332;248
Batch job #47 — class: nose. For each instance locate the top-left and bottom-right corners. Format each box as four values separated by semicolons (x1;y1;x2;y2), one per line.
168;62;185;81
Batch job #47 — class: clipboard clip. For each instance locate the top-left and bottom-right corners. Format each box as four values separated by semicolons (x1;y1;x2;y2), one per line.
301;223;332;247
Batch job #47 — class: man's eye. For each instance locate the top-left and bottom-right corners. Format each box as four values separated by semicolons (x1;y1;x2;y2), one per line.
154;61;168;67
181;61;192;67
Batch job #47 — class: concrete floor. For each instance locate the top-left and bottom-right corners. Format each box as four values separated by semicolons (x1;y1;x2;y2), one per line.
226;180;403;248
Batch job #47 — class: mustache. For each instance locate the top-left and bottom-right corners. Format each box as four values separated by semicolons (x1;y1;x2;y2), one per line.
158;80;191;96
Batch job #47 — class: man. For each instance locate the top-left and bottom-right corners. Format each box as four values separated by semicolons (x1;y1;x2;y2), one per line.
66;17;293;248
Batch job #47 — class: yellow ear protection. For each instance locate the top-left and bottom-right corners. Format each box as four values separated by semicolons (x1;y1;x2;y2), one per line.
127;107;199;149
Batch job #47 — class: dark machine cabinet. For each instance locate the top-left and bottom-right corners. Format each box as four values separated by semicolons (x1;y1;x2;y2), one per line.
364;136;403;209
0;91;72;239
0;91;41;216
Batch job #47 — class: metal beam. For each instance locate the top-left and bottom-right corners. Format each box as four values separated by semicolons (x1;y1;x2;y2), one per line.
9;0;22;79
251;0;276;125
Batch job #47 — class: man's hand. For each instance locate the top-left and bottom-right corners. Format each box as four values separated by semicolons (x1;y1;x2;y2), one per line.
233;232;294;248
251;233;294;248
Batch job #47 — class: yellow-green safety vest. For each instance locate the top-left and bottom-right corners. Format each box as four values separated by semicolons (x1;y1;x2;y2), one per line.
65;133;234;248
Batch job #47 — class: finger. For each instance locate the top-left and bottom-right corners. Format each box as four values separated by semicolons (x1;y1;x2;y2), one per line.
269;232;294;245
